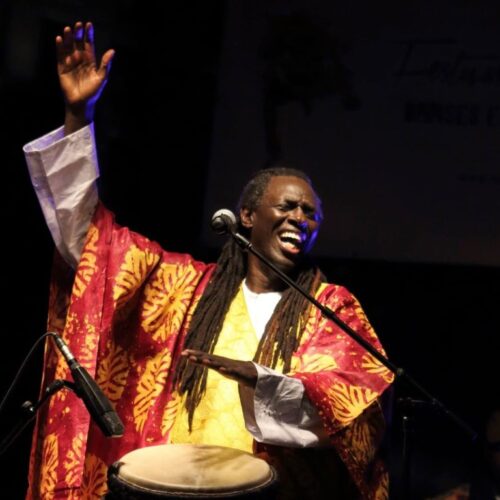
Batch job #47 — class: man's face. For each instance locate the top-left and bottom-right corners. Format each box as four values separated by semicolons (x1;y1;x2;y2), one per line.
240;176;322;274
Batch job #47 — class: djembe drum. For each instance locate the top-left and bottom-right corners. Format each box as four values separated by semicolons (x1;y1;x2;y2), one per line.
106;444;277;499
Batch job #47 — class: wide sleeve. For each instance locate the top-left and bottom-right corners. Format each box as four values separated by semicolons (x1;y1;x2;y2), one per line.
239;363;330;447
23;124;99;268
288;284;394;498
289;284;393;435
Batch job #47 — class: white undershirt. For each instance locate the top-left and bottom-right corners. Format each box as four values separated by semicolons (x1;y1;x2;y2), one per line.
24;124;329;448
241;279;282;339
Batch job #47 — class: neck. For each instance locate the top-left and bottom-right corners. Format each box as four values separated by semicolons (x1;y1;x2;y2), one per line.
245;255;289;293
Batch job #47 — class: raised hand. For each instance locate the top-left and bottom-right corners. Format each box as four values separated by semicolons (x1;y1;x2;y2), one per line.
56;21;115;133
181;349;258;388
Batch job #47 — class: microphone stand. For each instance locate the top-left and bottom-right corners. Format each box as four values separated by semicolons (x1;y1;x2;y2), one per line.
0;379;76;456
230;229;477;497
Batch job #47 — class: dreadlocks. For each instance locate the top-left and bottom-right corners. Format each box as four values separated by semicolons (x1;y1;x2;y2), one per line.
175;167;325;428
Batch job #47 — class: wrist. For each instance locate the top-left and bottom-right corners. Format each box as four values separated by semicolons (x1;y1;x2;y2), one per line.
240;361;258;389
64;103;95;135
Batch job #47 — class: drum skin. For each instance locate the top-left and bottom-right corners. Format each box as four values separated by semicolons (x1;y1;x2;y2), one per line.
106;444;278;499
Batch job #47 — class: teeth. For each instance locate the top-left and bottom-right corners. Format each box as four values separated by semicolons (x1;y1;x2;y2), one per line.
279;232;303;250
280;232;302;242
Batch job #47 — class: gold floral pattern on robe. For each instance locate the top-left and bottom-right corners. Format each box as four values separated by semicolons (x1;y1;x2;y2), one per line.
39;433;59;498
95;339;130;403
113;245;160;307
73;224;99;298
161;391;181;437
64;432;85;488
79;453;108;499
133;349;172;433
142;262;198;341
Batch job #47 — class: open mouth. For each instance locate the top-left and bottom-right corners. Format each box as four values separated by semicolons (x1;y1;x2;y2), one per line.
278;231;305;255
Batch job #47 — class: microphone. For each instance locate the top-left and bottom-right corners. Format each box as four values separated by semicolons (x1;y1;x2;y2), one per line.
211;209;237;235
50;333;124;437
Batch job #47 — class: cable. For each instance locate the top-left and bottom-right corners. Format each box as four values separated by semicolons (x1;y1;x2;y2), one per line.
0;332;54;416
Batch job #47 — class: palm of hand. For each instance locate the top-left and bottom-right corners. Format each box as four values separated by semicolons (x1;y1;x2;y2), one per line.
59;54;105;106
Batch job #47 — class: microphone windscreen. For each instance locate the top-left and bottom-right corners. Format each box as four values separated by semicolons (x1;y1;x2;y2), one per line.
211;209;237;234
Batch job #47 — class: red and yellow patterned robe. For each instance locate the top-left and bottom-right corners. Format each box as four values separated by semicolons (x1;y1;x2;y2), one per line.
27;204;393;499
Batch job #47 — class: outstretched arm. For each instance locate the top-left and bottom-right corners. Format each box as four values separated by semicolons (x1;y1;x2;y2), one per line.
24;21;113;266
56;21;114;134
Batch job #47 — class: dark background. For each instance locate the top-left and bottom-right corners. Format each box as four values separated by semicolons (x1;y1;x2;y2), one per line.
1;2;498;498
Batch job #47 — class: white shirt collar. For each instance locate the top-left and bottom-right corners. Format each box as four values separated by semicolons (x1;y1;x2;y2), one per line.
241;279;282;339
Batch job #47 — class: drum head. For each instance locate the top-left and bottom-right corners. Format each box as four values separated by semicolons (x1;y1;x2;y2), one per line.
108;444;276;498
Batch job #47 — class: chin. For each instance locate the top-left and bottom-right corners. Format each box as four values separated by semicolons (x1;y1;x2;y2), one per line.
276;254;303;274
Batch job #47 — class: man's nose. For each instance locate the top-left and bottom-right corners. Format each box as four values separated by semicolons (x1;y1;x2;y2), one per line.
289;207;307;227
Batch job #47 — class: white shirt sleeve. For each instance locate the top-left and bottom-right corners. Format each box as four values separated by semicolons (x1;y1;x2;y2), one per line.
239;363;330;448
23;124;100;268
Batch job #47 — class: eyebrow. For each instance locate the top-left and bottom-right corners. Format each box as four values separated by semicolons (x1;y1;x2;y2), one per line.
278;199;323;220
282;198;318;211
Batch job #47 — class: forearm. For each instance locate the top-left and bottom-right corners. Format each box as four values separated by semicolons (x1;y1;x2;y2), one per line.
24;124;100;268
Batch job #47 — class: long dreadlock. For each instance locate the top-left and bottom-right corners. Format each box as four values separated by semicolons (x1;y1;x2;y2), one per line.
175;167;326;428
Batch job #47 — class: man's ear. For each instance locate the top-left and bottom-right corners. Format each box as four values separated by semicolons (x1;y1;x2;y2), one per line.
240;207;254;229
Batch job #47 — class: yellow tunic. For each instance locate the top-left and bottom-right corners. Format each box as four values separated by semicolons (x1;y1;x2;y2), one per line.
170;286;259;452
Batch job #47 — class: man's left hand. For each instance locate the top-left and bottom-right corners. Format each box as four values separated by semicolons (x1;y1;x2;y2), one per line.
181;349;257;388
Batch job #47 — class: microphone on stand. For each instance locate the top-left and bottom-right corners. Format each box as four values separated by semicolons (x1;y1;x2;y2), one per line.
211;209;237;235
50;333;124;437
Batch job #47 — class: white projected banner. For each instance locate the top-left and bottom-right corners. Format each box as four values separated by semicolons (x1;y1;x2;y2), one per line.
202;1;500;266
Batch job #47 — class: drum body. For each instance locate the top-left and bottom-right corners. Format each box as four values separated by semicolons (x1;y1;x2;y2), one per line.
106;444;277;499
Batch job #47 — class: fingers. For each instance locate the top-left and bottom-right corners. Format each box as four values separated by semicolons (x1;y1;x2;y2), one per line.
55;35;65;66
182;349;222;368
84;22;97;62
56;24;77;70
55;27;72;68
181;350;244;374
85;22;94;46
62;25;73;53
181;350;231;373
56;21;97;66
74;21;84;51
99;49;115;79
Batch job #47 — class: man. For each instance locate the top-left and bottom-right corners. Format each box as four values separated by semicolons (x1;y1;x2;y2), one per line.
24;21;393;499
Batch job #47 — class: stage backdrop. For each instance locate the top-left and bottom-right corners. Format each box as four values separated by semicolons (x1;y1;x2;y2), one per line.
202;0;500;267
